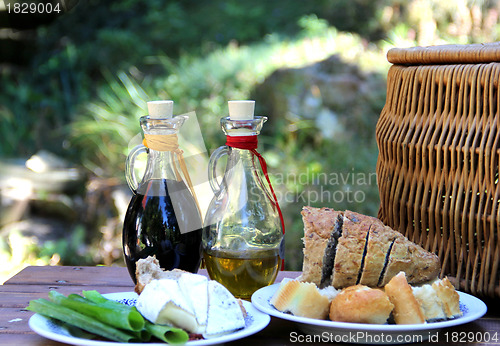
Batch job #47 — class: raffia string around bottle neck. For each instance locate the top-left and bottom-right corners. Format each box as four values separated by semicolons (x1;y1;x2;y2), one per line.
143;133;200;214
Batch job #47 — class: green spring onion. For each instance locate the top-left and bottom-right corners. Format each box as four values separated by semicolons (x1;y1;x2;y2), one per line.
27;290;190;344
27;298;137;343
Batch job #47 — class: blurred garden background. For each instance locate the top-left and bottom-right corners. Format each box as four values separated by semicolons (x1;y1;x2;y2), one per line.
1;0;499;283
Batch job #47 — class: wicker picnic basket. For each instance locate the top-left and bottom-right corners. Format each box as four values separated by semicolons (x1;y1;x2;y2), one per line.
376;43;500;299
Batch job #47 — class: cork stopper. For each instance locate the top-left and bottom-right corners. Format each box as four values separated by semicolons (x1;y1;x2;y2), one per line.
147;100;174;118
228;100;255;120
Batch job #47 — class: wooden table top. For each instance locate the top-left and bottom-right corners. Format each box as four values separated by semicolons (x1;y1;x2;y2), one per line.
0;265;498;345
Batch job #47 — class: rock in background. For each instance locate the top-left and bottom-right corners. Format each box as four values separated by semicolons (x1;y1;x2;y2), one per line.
253;54;386;143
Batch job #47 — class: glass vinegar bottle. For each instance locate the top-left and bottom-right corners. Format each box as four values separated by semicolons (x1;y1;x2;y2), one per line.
203;100;284;299
123;101;203;282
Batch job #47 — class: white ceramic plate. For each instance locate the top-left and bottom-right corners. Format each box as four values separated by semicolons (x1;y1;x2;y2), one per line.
251;284;487;345
29;292;270;346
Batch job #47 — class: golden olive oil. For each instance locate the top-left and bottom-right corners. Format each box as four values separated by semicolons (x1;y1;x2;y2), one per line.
204;249;280;299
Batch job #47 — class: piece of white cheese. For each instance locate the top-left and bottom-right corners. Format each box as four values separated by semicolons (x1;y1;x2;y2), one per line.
178;273;209;329
136;278;200;332
136;274;246;337
204;280;245;337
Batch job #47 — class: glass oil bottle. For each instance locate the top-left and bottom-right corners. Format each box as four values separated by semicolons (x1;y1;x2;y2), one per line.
203;100;284;299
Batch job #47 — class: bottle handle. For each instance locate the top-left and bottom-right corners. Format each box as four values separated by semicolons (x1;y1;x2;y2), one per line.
125;144;148;193
208;145;229;194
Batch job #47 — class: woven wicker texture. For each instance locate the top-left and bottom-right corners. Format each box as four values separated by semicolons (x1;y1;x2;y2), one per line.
376;43;500;299
387;42;500;65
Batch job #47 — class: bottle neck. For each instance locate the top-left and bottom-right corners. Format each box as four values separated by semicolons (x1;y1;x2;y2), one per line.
143;149;179;182
225;135;260;173
140;133;201;214
225;134;258;150
227;147;257;167
220;116;267;137
141;133;183;182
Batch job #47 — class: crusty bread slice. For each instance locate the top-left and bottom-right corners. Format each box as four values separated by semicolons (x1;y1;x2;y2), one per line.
329;285;394;324
379;236;440;287
384;272;425;324
319;213;344;287
271;275;462;325
298;207;340;286
270;279;330;320
432;277;462;318
299;207;441;289
269;279;300;311
360;224;398;287
412;277;462;322
331;211;371;288
135;256;188;294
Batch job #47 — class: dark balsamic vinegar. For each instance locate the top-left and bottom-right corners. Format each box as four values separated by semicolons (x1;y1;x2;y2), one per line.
122;178;202;282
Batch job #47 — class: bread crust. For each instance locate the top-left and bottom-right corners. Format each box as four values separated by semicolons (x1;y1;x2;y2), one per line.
299;206;441;289
270;279;330;320
380;237;440;286
384;272;425;324
298;207;340;285
269;279;301;312
359;224;398;287
332;211;374;288
329;285;394;324
290;282;330;320
134;256;187;294
331;222;367;288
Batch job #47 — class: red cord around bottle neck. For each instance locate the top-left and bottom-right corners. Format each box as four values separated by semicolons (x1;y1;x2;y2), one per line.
225;135;258;149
